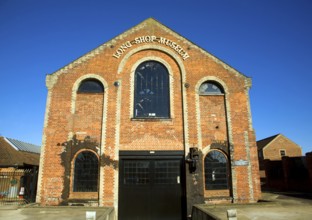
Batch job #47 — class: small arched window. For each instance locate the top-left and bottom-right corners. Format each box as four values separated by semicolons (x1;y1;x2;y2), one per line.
73;151;98;192
199;81;224;95
78;79;104;93
204;150;228;190
134;61;170;118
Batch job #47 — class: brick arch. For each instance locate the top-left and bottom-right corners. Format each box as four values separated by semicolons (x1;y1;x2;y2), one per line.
202;148;228;160
202;149;230;175
70;74;108;205
195;76;233;149
71;74;108;114
196;76;234;199
71;148;100;165
116;44;189;149
195;76;229;95
117;45;187;79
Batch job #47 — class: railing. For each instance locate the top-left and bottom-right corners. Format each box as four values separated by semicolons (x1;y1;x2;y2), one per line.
0;168;38;205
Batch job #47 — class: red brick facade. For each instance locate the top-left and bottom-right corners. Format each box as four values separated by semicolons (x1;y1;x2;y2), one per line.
257;134;305;191
257;134;302;179
36;18;261;217
257;134;302;161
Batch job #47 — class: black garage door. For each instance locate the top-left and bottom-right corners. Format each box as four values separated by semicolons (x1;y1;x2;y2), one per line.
118;151;186;220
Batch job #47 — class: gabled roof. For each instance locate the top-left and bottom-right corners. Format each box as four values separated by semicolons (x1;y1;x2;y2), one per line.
256;134;280;151
48;18;249;82
0;137;41;167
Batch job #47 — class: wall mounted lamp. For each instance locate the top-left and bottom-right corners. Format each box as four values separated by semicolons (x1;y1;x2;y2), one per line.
186;147;199;173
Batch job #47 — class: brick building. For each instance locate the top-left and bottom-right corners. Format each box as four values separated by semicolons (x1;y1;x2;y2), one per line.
257;134;302;180
257;134;306;190
257;134;302;161
36;18;261;219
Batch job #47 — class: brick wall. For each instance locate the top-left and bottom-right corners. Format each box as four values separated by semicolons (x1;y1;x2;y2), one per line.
263;135;302;160
263;153;312;192
37;18;261;212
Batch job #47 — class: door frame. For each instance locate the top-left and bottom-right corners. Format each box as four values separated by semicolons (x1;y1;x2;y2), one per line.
118;150;186;220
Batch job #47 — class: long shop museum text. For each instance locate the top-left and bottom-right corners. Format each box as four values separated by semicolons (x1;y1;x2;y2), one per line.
112;35;190;60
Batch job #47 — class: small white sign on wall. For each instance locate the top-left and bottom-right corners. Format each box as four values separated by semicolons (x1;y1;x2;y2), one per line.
233;159;249;166
86;211;96;220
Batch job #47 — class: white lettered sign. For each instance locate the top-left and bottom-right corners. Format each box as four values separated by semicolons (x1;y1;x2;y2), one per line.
113;35;190;61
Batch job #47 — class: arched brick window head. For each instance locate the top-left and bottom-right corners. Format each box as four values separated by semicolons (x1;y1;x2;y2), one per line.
78;79;104;93
199;81;224;95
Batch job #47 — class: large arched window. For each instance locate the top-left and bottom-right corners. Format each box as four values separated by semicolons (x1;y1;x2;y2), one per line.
199;81;224;95
78;79;104;93
204;150;228;190
134;61;170;118
73;151;99;192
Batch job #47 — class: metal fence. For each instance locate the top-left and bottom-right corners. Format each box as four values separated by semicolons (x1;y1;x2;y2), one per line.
0;168;38;205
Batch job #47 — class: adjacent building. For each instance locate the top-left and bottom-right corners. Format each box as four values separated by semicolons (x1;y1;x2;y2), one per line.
0;136;40;204
257;133;302;180
257;134;302;161
256;134;311;192
36;18;261;219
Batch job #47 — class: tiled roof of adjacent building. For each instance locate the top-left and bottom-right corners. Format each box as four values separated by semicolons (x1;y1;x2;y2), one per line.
256;134;280;150
0;136;41;167
5;137;41;154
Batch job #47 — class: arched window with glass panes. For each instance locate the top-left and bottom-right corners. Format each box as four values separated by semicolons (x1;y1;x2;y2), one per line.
73;151;99;192
133;61;170;118
204;150;229;190
77;79;104;93
199;81;224;95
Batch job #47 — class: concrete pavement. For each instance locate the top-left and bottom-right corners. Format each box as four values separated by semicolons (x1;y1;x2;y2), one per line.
192;192;312;220
0;206;115;220
0;192;312;219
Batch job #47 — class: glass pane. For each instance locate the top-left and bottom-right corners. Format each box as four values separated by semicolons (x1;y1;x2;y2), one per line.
280;150;286;157
155;161;180;184
134;61;170;118
124;161;150;185
204;151;228;190
73;151;98;192
78;79;104;93
199;82;223;95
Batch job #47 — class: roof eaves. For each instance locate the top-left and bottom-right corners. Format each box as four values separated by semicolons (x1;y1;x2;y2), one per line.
148;18;249;79
47;17;250;86
4;137;19;151
5;137;41;154
277;134;302;150
260;134;280;151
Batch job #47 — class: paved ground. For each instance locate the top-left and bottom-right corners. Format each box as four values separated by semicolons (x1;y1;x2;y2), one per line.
0;206;114;220
195;192;312;220
0;192;311;219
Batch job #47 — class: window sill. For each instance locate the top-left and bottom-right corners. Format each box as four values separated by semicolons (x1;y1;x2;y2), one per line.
131;118;172;122
199;94;224;96
204;189;230;198
69;191;98;200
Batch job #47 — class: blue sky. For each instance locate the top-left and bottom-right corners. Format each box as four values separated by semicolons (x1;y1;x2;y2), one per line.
0;0;311;154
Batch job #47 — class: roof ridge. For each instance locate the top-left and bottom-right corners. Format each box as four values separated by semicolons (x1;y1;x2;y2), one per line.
257;133;280;142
